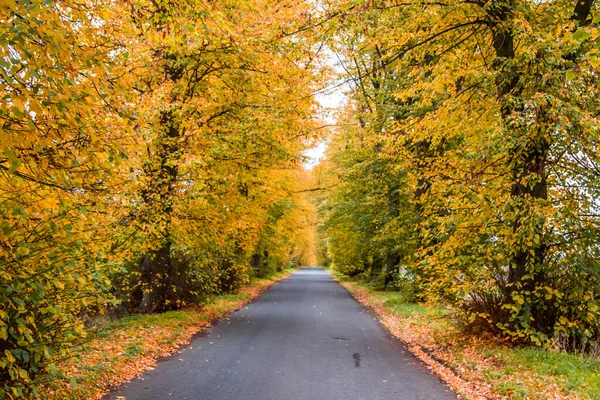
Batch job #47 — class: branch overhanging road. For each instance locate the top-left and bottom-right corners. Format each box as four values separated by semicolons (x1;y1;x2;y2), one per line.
106;268;456;400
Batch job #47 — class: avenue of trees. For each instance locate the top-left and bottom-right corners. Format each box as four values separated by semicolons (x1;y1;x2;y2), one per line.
2;0;600;397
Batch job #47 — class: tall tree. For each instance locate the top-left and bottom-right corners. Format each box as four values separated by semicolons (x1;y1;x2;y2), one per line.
125;0;322;312
323;0;600;345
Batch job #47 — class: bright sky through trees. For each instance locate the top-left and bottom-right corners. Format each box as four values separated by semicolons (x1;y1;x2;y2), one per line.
303;51;348;169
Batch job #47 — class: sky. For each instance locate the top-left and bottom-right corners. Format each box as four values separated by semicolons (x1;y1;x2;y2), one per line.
302;58;348;170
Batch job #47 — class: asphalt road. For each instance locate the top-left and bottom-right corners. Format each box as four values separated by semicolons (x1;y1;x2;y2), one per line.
106;268;456;400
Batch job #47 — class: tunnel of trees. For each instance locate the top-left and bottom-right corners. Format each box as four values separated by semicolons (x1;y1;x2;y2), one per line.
1;0;600;397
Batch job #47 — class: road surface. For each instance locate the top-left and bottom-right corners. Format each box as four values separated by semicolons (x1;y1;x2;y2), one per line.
106;268;455;400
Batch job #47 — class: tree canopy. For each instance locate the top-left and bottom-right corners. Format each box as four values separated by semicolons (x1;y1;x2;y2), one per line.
2;0;600;397
1;0;323;396
321;0;600;347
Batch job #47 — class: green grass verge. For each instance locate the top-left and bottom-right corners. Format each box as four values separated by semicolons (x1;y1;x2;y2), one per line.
494;346;600;399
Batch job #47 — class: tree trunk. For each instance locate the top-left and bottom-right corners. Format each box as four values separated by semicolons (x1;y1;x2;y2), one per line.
138;108;182;312
486;0;548;289
572;0;594;24
135;27;188;311
384;252;400;288
368;256;382;280
487;0;592;304
139;242;173;313
384;185;400;288
251;253;262;279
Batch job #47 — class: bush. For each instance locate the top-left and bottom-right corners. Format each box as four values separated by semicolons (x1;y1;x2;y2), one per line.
333;262;367;278
116;249;244;313
453;258;600;348
0;252;115;398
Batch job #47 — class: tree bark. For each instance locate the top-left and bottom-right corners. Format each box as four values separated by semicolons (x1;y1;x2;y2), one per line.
368;256;383;280
251;253;262;270
384;252;400;288
572;0;594;25
139;242;173;313
138;106;182;312
384;185;400;288
486;0;546;288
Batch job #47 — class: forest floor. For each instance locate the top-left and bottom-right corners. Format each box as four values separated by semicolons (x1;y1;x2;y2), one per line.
331;271;600;400
38;269;296;400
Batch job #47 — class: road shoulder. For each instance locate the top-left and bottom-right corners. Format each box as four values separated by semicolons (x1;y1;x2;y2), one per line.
39;269;295;400
331;271;597;400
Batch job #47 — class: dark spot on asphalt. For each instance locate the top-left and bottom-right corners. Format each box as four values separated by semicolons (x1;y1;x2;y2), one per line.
353;353;361;367
333;336;350;341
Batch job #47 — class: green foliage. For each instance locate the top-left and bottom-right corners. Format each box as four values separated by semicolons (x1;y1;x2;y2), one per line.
322;0;600;348
0;253;115;398
0;0;132;396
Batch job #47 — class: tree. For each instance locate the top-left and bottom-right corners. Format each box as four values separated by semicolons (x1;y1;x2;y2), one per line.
1;0;325;395
0;0;137;395
121;0;322;312
322;0;600;345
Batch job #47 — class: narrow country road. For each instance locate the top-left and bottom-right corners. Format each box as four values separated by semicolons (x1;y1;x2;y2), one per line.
106;268;456;400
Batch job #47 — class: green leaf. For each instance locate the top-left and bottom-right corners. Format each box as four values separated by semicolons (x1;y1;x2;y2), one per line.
8;158;21;174
572;28;590;41
1;221;14;235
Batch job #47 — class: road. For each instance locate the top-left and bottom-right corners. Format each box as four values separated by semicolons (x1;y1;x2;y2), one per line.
106;268;456;400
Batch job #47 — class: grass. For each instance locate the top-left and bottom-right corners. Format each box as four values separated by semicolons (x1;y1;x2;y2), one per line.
331;270;600;400
496;347;600;398
39;268;295;400
376;292;429;317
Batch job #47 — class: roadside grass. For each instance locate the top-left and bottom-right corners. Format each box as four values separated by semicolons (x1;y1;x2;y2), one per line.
330;270;600;400
494;347;600;398
39;268;295;400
